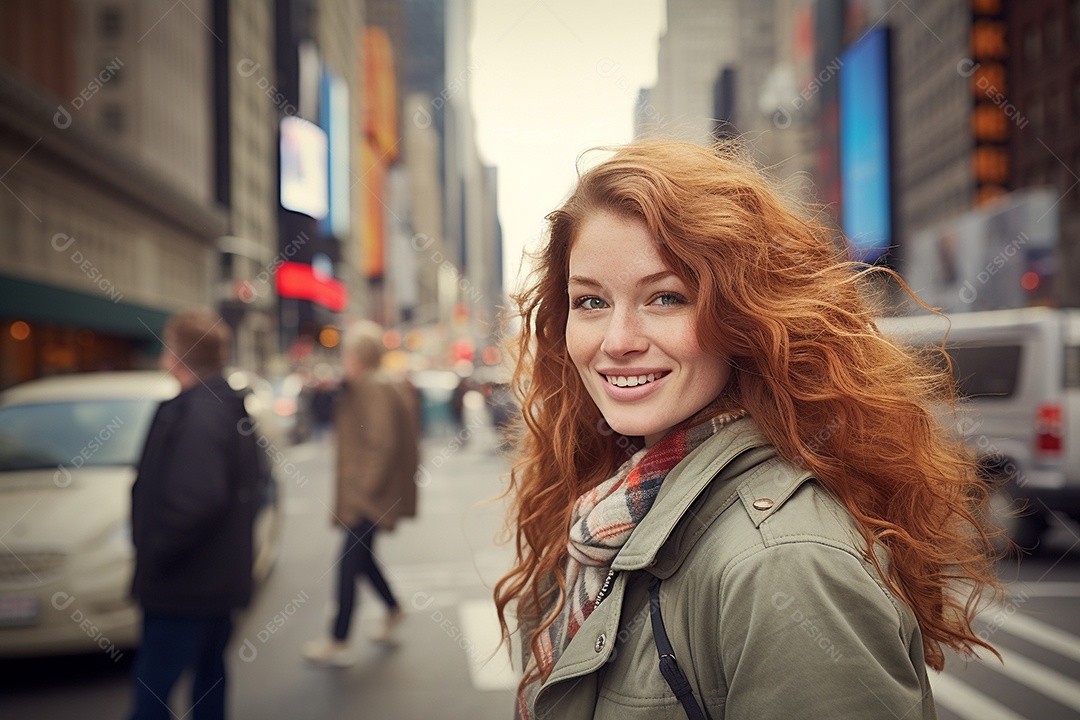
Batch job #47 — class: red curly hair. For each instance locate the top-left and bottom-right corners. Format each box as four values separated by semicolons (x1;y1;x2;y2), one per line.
494;140;1001;690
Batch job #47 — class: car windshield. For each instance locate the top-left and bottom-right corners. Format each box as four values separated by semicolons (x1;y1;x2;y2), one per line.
0;399;159;472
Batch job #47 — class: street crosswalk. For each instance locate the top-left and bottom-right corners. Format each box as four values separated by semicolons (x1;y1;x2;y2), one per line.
932;584;1080;720
458;599;518;691
932;672;1028;720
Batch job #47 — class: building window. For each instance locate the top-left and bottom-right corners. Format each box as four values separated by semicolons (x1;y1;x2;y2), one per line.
1024;25;1041;71
99;6;122;39
99;58;122;86
1073;151;1080;206
1047;15;1064;60
1030;98;1044;134
1073;72;1080;124
102;103;125;133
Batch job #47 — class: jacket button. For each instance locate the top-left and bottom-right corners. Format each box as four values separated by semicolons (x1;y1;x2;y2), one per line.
594;633;606;653
753;498;775;511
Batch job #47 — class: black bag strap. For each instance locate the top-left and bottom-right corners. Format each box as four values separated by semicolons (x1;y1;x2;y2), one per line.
649;575;708;720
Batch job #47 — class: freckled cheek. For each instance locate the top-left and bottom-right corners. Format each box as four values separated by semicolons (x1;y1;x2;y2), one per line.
662;319;704;358
564;322;595;378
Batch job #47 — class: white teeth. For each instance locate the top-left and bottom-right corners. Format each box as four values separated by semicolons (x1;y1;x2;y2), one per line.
606;373;662;387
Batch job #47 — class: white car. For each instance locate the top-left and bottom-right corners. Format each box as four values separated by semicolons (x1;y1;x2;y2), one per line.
0;371;283;658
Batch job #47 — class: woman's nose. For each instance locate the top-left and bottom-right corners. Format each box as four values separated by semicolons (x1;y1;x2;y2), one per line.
600;307;648;357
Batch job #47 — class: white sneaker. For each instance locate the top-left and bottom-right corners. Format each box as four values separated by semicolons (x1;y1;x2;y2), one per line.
372;607;405;644
302;637;355;667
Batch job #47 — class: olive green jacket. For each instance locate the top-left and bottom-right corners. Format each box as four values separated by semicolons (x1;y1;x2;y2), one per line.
529;417;936;719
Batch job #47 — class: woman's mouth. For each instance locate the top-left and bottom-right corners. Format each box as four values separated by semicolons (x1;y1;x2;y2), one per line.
603;371;670;388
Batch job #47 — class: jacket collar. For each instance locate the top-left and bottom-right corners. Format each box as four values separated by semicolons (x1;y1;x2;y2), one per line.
612;415;815;576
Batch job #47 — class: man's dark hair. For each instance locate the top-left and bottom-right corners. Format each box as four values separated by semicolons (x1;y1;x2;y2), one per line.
163;309;231;377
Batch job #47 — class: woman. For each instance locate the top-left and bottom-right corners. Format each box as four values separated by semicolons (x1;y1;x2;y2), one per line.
494;140;1001;719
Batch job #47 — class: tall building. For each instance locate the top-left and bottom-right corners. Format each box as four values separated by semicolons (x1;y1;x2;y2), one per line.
888;0;974;259
731;0;776;139
0;0;225;388
269;0;363;354
400;0;449;329
642;0;740;145
639;0;820;205
840;1;1065;310
445;0;502;354
1007;0;1080;306
214;0;281;372
759;0;819;195
75;0;215;206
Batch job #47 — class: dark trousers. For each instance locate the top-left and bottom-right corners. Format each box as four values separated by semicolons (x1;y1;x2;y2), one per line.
332;517;398;640
129;612;232;720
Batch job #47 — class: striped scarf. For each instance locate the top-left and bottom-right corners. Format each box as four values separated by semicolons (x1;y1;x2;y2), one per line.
517;407;746;719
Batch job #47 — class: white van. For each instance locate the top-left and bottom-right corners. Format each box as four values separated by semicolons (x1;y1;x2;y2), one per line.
878;307;1080;549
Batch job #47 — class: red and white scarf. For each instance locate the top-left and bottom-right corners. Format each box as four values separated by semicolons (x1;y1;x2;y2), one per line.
517;407;746;718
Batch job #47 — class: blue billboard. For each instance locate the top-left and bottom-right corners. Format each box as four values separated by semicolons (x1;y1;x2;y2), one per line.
839;27;892;264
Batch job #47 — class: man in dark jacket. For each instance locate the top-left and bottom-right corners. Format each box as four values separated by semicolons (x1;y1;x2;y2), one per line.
128;310;259;720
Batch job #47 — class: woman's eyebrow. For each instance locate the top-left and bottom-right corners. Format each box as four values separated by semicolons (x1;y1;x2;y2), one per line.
568;270;676;288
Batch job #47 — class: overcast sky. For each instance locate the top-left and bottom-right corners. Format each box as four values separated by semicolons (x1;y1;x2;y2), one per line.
469;0;665;295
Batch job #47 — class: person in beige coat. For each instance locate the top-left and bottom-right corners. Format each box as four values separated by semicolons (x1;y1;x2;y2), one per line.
304;321;419;666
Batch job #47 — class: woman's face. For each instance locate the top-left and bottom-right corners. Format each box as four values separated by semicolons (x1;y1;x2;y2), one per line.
565;211;732;447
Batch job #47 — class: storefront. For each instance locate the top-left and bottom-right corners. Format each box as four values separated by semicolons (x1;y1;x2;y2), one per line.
0;275;170;389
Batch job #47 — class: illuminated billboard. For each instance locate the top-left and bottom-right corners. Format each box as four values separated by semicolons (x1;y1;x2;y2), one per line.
320;71;351;241
360;26;399;279
280;116;329;220
275;260;347;312
839;27;892;265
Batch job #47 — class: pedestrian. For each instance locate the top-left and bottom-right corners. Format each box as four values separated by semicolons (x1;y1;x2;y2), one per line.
450;371;470;441
129;309;262;720
309;364;340;443
494;140;1002;719
303;320;419;666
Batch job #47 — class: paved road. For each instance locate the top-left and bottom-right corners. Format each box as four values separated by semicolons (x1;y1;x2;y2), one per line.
3;407;1080;719
934;522;1080;720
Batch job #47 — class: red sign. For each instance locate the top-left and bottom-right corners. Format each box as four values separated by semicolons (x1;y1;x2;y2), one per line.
275;261;347;312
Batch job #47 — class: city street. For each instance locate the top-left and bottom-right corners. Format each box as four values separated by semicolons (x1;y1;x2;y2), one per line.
0;408;518;719
2;0;1078;717
2;408;1080;719
935;527;1080;720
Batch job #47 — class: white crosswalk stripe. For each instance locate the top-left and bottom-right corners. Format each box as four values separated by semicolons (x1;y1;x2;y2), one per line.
1006;581;1080;598
930;672;1027;720
927;596;1080;719
1000;612;1080;665
981;647;1080;713
458;599;518;691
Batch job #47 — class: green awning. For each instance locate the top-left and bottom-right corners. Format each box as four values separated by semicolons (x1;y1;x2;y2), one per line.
0;274;171;342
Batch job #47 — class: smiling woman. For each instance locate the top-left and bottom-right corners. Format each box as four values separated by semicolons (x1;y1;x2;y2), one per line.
495;139;1003;720
565;212;731;446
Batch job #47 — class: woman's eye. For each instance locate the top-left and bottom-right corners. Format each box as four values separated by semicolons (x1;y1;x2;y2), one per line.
572;296;608;310
651;292;687;307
